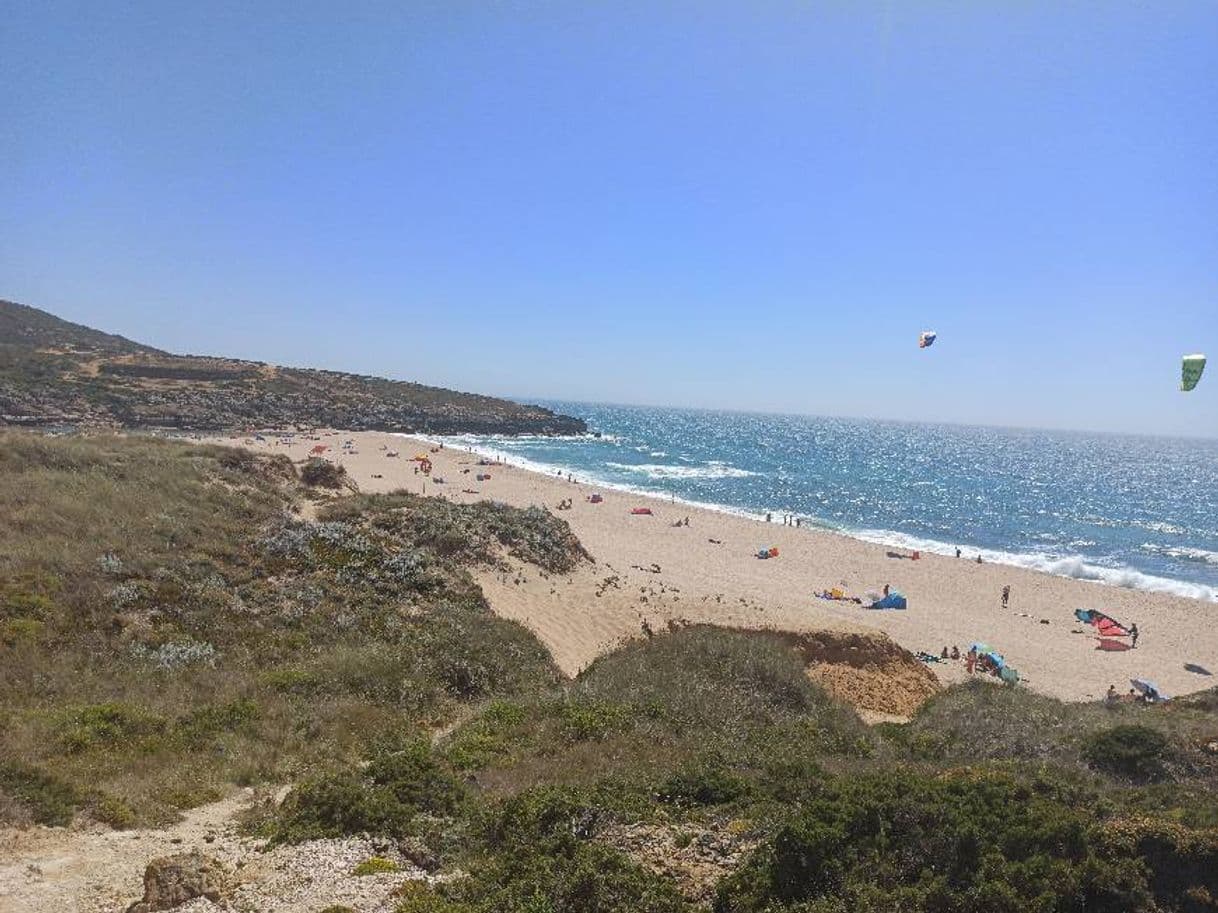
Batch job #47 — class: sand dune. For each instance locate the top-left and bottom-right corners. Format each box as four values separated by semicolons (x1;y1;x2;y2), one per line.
212;430;1218;704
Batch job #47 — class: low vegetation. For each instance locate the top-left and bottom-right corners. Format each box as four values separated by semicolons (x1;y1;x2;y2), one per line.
4;431;1218;912
0;432;572;825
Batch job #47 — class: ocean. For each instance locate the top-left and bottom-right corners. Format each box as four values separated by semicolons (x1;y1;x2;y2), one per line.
438;402;1218;601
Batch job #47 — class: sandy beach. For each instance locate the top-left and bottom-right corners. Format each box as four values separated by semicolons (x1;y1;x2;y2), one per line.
213;430;1218;704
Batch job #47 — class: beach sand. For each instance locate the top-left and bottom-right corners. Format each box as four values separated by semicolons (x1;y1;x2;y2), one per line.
211;430;1218;705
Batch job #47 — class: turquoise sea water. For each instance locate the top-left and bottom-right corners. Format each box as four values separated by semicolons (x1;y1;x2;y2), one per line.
439;402;1218;601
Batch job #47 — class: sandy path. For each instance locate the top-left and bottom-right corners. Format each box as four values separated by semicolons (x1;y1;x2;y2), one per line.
0;787;437;913
211;430;1218;703
0;791;251;913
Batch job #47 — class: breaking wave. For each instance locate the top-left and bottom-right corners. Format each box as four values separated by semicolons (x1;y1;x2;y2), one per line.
1140;543;1218;566
604;462;758;480
853;529;1218;601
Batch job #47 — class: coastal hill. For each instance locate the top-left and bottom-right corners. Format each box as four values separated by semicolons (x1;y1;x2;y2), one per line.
0;299;585;435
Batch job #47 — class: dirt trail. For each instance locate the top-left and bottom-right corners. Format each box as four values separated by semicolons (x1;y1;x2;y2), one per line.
0;787;435;913
0;790;253;913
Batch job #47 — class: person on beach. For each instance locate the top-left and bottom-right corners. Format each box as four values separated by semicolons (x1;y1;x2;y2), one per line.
1001;585;1010;608
1105;684;1118;705
950;645;960;660
966;647;977;674
796;518;802;528
976;555;983;564
940;646;949;659
766;512;772;522
1130;623;1139;647
956;547;961;558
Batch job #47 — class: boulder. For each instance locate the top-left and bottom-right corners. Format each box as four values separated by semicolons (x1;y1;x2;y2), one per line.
125;850;229;912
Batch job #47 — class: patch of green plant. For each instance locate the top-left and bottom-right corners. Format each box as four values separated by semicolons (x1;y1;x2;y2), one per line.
559;699;632;743
268;736;463;844
259;665;322;695
174;698;260;747
659;754;752;807
353;855;400;876
445;785;689;912
1;616;46;645
1083;725;1172;783
55;702;169;754
715;768;1152;913
89;792;136;829
444;701;532;772
0;760;80;826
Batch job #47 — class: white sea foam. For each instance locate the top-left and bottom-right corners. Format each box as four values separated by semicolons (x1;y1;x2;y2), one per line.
1140;543;1218;566
604;462;758;480
418;432;1218;603
853;529;1218;601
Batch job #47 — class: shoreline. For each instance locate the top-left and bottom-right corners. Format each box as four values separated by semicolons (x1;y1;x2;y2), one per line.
416;432;1218;604
210;429;1218;704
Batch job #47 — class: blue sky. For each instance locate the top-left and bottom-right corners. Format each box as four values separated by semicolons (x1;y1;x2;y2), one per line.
3;2;1216;436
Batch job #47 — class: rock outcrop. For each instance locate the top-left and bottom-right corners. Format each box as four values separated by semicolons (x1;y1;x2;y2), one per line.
124;851;229;912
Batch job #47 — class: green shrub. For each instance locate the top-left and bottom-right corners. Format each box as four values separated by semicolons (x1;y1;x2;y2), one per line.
715;769;1148;913
89;792;136;829
301;458;348;489
444;700;533;772
269;738;462;844
1;617;45;645
175;699;259;747
0;760;80;826
1083;725;1171;782
56;702;168;754
659;755;751;807
259;665;322;694
365;734;464;816
269;770;413;844
559;699;632;743
353;855;400;875
461;787;688;912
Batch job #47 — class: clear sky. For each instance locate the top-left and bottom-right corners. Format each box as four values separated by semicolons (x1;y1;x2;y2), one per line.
3;2;1216;436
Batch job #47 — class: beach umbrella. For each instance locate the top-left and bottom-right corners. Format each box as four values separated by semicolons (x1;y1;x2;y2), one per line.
1130;678;1168;701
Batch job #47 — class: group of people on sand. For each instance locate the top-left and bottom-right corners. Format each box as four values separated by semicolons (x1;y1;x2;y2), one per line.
1105;684;1153;705
555;498;574;511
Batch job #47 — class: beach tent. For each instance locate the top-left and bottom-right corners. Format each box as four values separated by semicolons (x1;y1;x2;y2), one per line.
1074;609;1131;638
970;642;1005;670
870;590;907;610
